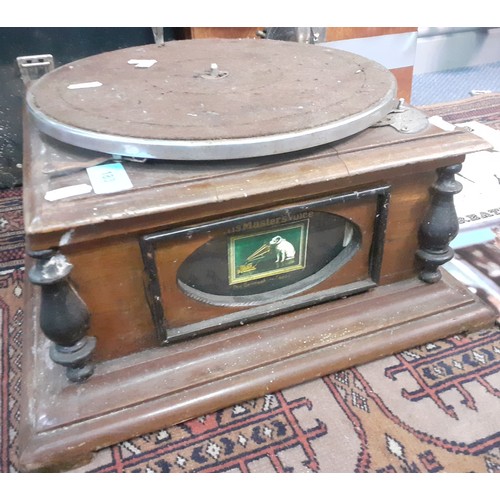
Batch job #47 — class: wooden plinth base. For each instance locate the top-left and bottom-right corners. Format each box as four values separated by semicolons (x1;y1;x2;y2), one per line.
17;271;497;472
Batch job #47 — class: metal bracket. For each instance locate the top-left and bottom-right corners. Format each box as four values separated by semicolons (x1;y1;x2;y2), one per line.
373;99;429;134
17;54;54;85
199;63;229;80
257;27;326;44
111;154;147;163
151;27;165;46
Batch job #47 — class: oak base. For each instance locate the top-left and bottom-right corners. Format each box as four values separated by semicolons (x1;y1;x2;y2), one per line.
17;270;497;472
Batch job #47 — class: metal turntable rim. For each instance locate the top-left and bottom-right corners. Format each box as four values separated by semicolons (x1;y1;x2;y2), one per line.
26;38;398;161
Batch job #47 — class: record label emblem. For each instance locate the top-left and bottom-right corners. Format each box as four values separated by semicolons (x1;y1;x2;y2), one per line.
228;222;309;285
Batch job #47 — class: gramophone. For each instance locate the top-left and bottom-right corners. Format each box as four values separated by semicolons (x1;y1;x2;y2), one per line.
18;37;496;471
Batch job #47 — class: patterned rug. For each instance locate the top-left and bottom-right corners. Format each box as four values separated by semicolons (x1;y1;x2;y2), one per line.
1;96;500;473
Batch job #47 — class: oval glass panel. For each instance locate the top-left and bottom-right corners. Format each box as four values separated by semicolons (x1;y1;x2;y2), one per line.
177;211;361;306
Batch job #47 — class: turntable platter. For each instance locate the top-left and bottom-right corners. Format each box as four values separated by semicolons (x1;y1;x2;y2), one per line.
26;38;397;160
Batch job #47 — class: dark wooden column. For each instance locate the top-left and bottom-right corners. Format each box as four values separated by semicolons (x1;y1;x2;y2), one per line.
416;164;463;283
28;249;96;382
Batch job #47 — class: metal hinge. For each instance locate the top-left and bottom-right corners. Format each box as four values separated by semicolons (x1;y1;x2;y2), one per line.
373;98;429;134
16;54;54;85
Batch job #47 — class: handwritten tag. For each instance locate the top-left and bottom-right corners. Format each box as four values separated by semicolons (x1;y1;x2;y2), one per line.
86;163;133;194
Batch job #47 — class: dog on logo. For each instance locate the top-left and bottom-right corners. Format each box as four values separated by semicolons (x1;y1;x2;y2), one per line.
269;235;296;263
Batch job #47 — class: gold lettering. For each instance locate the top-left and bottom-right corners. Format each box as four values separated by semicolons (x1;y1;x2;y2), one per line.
228;211;312;234
237;263;257;275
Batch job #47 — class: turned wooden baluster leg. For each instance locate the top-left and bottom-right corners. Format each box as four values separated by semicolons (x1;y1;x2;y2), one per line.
416;164;463;283
28;249;96;382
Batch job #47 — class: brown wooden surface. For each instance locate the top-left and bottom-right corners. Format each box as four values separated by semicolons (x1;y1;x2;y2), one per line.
18;270;497;471
64;239;157;361
22;118;489;362
183;27;263;39
326;27;417;41
18;85;497;471
154;202;375;330
50;170;433;363
390;66;414;102
23;123;489;250
61;170;436;363
183;27;417;42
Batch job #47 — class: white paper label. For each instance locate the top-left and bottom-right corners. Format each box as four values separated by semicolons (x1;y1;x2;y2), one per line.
128;59;157;68
457;120;500;151
44;184;93;201
86;163;133;194
428;115;456;132
67;81;103;89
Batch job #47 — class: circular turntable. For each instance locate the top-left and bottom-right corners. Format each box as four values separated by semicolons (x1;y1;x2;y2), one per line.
26;38;397;161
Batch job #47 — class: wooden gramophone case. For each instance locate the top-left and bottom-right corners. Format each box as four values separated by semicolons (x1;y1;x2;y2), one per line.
18;39;496;471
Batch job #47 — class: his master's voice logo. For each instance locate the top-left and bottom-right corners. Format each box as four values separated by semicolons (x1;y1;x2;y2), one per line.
228;223;308;285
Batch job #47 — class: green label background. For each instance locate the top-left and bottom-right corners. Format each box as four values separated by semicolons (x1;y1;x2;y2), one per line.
229;222;308;284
